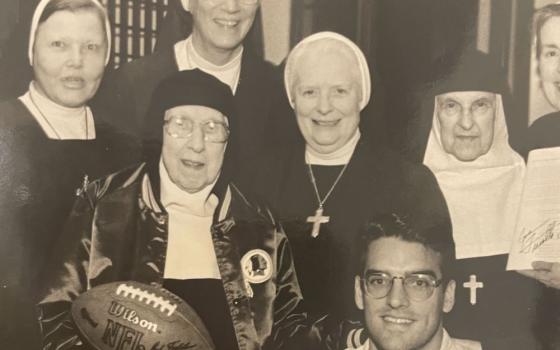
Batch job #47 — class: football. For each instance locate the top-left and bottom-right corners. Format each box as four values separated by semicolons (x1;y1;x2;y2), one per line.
71;281;215;350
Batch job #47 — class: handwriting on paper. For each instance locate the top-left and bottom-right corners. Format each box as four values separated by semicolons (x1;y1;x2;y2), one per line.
519;218;560;254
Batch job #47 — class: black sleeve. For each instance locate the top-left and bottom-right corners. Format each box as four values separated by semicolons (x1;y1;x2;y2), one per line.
36;191;98;350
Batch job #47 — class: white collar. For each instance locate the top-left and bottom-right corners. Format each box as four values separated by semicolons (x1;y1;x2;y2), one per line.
159;159;218;217
19;82;95;140
174;35;243;94
305;129;360;165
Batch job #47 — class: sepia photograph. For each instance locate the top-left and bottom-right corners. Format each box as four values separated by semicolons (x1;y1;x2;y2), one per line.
0;0;559;349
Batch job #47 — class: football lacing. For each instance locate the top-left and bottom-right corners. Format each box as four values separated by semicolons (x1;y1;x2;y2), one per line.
115;283;177;316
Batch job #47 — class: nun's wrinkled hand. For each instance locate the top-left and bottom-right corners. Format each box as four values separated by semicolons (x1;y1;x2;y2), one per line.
518;261;560;289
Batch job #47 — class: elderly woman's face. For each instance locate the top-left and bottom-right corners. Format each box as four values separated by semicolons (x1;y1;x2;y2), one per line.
33;10;107;108
162;105;228;193
293;49;361;155
436;91;496;161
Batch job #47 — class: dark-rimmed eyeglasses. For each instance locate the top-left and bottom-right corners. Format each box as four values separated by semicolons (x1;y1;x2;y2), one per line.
361;272;443;302
164;116;229;143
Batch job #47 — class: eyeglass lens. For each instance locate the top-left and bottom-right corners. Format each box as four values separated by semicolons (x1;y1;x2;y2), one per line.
165;116;229;143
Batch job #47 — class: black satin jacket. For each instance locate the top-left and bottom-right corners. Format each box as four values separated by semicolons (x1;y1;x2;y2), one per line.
36;163;307;350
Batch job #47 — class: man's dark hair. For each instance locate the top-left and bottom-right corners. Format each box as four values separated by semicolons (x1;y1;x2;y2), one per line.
355;213;456;280
534;4;560;58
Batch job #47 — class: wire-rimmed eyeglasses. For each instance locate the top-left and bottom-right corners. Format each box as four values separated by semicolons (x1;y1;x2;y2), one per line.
164;115;229;143
361;271;443;302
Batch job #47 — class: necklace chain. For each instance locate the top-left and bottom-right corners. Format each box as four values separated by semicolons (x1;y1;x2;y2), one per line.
28;93;88;140
307;162;349;209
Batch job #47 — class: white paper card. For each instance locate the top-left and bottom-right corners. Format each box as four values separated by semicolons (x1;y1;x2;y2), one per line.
507;147;560;270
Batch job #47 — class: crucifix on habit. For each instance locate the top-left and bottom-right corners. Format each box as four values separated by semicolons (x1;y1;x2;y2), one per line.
306;161;349;238
463;274;484;305
307;207;330;238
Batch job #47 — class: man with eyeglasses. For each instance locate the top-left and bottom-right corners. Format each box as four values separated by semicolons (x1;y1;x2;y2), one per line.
37;70;307;350
94;0;279;190
351;214;481;350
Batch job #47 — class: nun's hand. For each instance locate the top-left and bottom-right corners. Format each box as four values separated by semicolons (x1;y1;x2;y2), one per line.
519;261;560;289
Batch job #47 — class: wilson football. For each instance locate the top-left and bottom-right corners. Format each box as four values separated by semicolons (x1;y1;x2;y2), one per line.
71;281;215;350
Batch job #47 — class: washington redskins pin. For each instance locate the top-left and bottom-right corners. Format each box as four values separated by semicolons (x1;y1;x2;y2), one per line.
241;249;273;297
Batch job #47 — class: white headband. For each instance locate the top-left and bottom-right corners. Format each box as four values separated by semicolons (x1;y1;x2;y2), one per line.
284;31;372;110
28;0;112;66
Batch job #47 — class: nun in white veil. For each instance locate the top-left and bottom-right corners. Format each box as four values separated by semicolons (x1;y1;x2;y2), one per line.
253;31;451;325
422;51;541;349
0;1;136;347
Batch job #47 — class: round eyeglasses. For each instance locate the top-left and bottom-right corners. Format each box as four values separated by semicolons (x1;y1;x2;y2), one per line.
361;272;443;302
164;116;229;143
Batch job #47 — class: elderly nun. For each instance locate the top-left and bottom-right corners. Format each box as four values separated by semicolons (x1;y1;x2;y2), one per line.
422;50;542;349
37;69;308;350
0;0;137;348
253;31;450;323
92;0;280;192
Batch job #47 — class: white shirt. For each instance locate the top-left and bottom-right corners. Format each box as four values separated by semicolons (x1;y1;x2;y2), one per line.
349;329;481;350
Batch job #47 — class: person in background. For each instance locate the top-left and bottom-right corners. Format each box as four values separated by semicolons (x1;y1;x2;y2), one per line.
93;0;283;190
37;69;307;350
528;4;560;152
524;8;560;343
351;213;480;350
532;3;560;121
0;1;136;348
422;51;541;349
254;31;450;327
